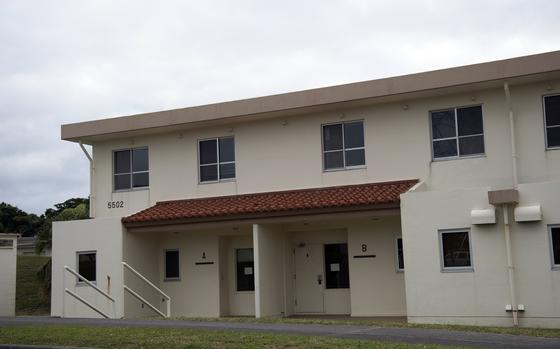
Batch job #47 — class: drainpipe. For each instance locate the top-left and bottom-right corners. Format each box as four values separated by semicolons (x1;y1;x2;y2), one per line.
79;141;95;218
503;82;518;326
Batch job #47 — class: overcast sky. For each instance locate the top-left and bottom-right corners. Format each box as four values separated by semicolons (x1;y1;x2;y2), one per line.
0;1;559;214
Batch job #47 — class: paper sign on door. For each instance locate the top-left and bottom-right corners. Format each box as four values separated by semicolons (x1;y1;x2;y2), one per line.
330;263;340;272
244;267;253;275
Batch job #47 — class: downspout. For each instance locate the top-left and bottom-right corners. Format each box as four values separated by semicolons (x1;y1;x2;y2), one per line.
79;141;95;218
503;82;518;326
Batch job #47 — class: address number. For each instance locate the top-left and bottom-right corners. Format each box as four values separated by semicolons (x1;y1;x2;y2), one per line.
107;201;124;209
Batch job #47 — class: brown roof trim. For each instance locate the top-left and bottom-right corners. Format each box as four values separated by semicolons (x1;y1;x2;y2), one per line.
62;50;560;142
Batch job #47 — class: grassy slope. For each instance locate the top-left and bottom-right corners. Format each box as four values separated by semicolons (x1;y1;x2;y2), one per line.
0;326;467;349
16;255;50;315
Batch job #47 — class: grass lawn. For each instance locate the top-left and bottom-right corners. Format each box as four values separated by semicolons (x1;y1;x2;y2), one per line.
0;325;467;349
178;316;560;339
16;255;51;315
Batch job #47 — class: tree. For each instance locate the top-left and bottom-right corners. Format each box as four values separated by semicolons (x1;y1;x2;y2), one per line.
35;198;89;254
0;202;43;237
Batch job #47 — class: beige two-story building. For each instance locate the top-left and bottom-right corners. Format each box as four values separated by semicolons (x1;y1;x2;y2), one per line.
52;51;560;328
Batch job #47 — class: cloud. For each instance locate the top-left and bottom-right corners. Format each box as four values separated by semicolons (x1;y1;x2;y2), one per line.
0;0;559;213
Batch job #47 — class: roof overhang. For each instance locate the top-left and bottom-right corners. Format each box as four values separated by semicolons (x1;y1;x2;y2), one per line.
62;50;560;144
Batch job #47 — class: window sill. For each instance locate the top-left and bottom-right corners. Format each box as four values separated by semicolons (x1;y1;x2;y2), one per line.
546;146;560;151
323;165;366;173
164;278;181;282
76;281;96;287
198;179;236;185
396;269;404;273
112;187;149;194
552;266;560;271
235;290;255;294
432;154;486;162
441;267;474;273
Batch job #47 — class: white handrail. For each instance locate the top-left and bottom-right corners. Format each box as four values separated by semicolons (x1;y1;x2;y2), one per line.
64;265;116;302
65;288;111;319
122;261;171;317
123;285;167;318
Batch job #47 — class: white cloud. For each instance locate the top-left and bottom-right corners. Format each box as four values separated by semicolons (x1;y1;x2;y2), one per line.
0;0;558;213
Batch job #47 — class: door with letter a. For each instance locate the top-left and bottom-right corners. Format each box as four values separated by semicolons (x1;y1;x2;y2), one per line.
294;244;324;313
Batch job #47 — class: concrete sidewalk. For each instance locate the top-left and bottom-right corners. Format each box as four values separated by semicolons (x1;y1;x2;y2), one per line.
1;316;560;349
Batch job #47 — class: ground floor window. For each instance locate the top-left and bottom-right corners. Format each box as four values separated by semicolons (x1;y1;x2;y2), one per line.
550;226;560;268
165;249;180;280
395;237;404;271
77;251;96;283
324;243;349;289
439;230;473;271
236;248;254;291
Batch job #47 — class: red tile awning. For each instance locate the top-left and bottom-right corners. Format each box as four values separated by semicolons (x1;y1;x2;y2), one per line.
122;179;418;227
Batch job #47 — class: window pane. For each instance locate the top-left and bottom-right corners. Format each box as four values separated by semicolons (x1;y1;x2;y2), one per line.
133;172;149;188
545;95;560;127
344;121;364;148
397;238;404;270
219;137;235;162
431;110;456;139
323;124;343;151
345;149;365;167
457;106;483;136
236;249;254;291
114;150;130;174
200;165;218;182
433;139;457;158
78;252;96;282
165;250;179;279
324;151;344;170
114;174;131;190
547;127;560;148
199;139;217;165
324;244;349;289
552;227;560;266
442;232;471;268
219;163;235;180
132;148;149;172
459;135;485;156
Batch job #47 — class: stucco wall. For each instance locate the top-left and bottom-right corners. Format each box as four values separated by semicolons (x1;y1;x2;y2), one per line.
51;218;124;318
0;234;17;316
88;80;560;220
401;182;560;328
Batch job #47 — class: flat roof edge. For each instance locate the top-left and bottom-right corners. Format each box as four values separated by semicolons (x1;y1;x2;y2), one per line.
61;50;560;142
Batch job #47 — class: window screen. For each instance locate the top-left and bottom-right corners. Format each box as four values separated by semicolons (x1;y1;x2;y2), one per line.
396;238;404;271
551;226;560;266
431;106;484;159
236;248;254;291
322;121;365;170
324;243;349;289
440;231;472;269
199;137;235;182
77;251;96;282
113;148;149;190
165;250;180;279
544;95;560;148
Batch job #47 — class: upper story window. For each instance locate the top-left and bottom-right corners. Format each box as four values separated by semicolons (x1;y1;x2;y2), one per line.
199;136;235;183
430;105;485;160
113;148;149;191
322;120;365;171
544;94;560;149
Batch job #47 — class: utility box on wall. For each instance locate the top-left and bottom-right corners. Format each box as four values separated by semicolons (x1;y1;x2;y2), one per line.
0;234;17;316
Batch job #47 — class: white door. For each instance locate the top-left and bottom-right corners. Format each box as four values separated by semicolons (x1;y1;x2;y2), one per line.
294;244;324;313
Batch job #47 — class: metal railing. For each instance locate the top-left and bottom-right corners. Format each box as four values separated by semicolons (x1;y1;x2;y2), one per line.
63;265;116;318
122;262;171;318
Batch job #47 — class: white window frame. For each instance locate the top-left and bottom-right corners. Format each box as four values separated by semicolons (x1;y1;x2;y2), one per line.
395;236;404;272
198;136;236;184
543;94;560;150
76;250;97;285
321;120;366;171
438;229;474;273
548;225;560;271
112;147;149;192
430;104;485;161
164;249;181;281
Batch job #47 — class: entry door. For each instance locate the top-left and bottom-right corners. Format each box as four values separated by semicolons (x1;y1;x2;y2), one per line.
295;244;324;313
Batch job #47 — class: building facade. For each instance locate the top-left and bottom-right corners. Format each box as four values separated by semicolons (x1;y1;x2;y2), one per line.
52;51;560;327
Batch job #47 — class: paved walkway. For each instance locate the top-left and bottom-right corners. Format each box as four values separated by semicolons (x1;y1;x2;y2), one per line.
1;316;560;348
